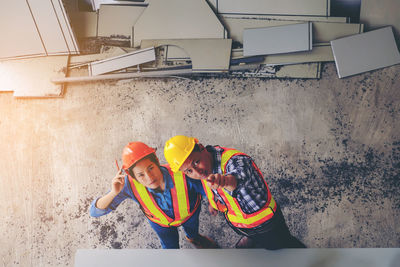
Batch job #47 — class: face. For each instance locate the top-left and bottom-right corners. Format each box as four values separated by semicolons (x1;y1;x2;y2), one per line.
131;158;164;189
180;147;213;180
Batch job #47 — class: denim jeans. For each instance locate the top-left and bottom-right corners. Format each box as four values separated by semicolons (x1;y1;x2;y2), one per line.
148;204;201;249
230;205;306;250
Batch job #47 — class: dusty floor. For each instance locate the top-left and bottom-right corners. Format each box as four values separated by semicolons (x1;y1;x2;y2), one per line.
0;62;399;266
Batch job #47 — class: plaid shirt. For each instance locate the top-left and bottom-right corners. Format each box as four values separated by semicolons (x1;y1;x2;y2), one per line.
207;145;269;214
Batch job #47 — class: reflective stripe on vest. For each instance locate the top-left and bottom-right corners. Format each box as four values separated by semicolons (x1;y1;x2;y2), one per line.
129;165;200;227
203;147;277;228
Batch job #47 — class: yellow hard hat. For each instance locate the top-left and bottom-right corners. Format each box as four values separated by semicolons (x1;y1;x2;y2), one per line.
164;135;198;172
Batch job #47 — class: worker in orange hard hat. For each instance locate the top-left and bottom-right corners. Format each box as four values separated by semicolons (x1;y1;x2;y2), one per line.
164;135;306;249
90;141;218;249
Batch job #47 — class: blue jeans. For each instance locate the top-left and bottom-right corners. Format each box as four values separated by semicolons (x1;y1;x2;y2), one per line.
148;205;201;249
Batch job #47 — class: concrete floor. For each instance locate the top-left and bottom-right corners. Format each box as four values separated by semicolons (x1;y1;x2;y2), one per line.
0;62;399;266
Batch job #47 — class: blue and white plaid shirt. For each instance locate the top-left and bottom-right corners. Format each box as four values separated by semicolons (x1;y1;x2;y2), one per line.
207;145;269;214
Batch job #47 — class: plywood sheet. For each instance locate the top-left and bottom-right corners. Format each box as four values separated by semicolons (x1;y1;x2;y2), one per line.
98;5;146;37
213;0;331;16
243;23;312;56
331;27;400;78
141;39;232;72
133;0;226;47
276;62;321;78
89;47;155;76
0;56;68;97
223;18;363;45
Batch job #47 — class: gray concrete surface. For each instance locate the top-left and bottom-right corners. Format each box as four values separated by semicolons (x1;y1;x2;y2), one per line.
0;62;399;266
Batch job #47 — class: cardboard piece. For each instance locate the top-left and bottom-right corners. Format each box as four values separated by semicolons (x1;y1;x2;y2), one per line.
331;26;400;78
141;39;232;72
243;22;313;56
88;47;156;76
0;56;68;97
132;0;227;47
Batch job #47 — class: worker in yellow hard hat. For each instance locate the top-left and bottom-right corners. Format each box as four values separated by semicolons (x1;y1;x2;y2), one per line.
164;135;306;249
90;141;218;249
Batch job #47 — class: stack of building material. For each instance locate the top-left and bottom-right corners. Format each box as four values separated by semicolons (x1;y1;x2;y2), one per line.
1;0;400;96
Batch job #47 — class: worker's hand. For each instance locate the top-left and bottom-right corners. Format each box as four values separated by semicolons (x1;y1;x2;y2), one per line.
111;169;125;196
206;174;237;191
208;203;219;216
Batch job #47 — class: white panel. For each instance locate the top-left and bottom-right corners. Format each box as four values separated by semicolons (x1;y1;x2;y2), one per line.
141;39;232;72
89;47;156;75
216;0;330;16
223;18;363;45
0;56;67;97
133;0;226;47
0;0;45;59
331;27;400;78
243;22;312;56
98;5;146;37
51;0;80;54
75;248;400;267
28;0;69;54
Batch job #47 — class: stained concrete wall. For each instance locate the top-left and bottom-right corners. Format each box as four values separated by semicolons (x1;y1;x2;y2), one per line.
0;63;399;266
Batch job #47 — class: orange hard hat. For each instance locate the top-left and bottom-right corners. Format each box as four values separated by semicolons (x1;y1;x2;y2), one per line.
122;142;156;170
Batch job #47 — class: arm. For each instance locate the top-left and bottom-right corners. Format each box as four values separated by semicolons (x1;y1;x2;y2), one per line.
90;169;130;217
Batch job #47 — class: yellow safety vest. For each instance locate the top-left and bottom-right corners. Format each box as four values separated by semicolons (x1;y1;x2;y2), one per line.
129;165;201;227
202;147;277;228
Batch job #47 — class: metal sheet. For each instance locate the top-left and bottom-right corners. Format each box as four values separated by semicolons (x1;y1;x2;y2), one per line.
331;27;400;78
243;22;312;56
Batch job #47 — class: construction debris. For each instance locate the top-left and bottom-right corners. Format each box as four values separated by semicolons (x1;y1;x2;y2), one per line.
1;1;399;97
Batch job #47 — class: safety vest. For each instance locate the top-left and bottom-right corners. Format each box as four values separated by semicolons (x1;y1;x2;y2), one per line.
129;165;201;227
201;147;277;229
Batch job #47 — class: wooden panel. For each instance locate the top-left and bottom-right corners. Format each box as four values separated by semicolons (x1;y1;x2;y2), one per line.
98;5;146;37
141;39;232;72
215;0;331;16
243;23;312;56
0;56;68;97
133;0;226;47
331;27;400;78
89;47;156;76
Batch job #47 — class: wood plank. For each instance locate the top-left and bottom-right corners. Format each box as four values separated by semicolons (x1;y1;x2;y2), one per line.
243;22;313;56
132;0;226;47
331;27;400;78
88;47;156;76
98;5;146;37
0;56;68;97
213;0;331;16
69;46;129;67
223;18;363;45
230;62;321;78
141;39;232;72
